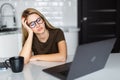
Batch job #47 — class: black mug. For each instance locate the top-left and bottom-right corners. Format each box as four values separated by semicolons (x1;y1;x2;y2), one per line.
5;56;24;73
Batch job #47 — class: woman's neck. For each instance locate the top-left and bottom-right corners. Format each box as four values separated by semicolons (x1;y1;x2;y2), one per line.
36;29;49;43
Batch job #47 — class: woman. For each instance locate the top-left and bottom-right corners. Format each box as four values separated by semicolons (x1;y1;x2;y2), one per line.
19;8;67;64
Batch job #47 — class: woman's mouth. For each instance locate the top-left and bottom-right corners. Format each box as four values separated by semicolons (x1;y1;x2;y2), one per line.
37;27;43;31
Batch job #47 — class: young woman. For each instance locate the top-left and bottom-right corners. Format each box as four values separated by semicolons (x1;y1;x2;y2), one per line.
19;8;67;64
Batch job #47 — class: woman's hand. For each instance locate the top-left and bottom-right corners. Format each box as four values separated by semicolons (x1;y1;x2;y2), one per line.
22;17;33;34
30;56;38;61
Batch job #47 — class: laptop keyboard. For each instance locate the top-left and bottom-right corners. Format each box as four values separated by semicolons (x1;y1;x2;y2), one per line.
43;62;72;79
60;69;69;76
58;62;72;76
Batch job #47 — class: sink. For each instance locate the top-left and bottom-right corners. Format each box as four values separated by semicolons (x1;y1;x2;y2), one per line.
0;27;18;32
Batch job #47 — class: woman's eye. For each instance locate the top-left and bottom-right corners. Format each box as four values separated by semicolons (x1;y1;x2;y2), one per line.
30;22;35;27
37;18;41;23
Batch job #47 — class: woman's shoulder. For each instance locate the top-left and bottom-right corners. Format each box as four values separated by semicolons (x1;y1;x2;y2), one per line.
49;28;64;37
50;28;63;33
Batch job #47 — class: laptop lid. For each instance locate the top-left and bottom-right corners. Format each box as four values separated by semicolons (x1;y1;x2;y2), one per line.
67;38;115;80
43;38;116;80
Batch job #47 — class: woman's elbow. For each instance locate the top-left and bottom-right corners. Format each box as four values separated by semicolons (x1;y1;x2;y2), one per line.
20;56;30;64
24;60;29;64
61;57;67;62
59;55;67;62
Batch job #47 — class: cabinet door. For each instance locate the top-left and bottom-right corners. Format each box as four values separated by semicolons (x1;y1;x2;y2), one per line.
78;0;116;44
18;33;22;53
0;34;19;57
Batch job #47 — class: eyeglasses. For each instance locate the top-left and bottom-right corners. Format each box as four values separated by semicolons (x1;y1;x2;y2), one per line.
28;17;43;28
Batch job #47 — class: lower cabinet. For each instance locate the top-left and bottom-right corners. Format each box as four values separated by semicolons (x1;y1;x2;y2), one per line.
0;34;21;57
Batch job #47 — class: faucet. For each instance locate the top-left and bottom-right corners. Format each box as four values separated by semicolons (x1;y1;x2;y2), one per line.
0;3;16;28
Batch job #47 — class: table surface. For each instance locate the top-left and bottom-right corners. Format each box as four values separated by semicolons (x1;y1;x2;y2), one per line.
0;53;120;80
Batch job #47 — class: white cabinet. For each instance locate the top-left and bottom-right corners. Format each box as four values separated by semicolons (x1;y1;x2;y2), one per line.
0;34;20;57
18;33;22;53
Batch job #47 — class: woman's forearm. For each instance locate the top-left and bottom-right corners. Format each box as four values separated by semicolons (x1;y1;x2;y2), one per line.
30;53;67;62
30;40;67;62
19;32;33;64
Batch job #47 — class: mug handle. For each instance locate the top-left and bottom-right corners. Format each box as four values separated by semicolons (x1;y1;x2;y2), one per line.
5;59;10;68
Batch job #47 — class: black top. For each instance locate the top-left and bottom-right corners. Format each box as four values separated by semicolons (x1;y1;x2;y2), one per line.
32;28;65;55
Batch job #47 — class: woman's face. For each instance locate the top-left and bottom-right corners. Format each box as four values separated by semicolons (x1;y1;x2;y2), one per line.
27;13;46;34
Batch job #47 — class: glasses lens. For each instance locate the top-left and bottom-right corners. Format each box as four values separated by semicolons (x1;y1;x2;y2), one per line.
36;18;42;24
29;22;35;28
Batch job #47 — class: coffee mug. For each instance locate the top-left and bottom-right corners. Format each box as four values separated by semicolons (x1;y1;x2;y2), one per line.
5;56;24;73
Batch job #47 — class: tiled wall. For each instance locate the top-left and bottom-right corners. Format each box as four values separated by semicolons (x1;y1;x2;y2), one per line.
0;0;77;28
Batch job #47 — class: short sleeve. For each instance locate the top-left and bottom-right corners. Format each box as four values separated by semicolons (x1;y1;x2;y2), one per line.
56;29;65;43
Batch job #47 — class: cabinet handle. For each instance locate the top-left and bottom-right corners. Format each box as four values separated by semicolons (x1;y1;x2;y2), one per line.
81;17;87;23
83;17;87;21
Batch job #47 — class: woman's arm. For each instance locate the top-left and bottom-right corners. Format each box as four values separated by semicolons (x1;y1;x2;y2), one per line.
19;32;33;64
19;18;33;64
30;40;67;62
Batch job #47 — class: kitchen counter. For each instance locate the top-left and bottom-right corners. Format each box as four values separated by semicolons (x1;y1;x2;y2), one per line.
0;28;21;35
0;54;120;80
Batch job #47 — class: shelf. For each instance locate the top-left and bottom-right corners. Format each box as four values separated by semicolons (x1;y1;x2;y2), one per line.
90;9;116;12
89;22;116;25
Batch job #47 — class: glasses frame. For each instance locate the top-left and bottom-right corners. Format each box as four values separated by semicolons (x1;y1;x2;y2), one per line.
27;17;43;28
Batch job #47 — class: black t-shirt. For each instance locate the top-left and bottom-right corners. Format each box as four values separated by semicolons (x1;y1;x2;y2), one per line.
32;28;65;55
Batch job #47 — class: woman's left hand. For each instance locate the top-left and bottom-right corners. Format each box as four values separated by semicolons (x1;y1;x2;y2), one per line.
30;56;38;61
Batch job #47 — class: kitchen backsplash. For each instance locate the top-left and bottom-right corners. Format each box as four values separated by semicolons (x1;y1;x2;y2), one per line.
0;0;77;28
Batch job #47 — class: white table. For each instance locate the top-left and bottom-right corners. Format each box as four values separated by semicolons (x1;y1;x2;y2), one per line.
75;53;120;80
0;53;120;80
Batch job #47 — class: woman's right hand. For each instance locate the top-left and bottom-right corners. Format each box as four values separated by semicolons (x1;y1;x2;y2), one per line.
22;17;33;34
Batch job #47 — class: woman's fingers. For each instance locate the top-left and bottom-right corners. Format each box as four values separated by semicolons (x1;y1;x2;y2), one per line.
22;18;28;28
21;18;33;33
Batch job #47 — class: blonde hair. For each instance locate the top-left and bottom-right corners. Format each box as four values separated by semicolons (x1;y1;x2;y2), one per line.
21;8;56;46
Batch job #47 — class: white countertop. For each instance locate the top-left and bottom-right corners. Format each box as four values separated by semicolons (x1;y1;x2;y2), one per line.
0;28;21;36
0;53;120;80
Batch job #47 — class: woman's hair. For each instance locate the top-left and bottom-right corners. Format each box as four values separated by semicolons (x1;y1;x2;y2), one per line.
21;8;56;46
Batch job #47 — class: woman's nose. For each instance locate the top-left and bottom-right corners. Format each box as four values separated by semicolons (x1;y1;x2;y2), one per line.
35;22;40;28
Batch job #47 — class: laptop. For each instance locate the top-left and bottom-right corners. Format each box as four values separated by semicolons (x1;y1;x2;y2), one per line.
43;38;116;80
